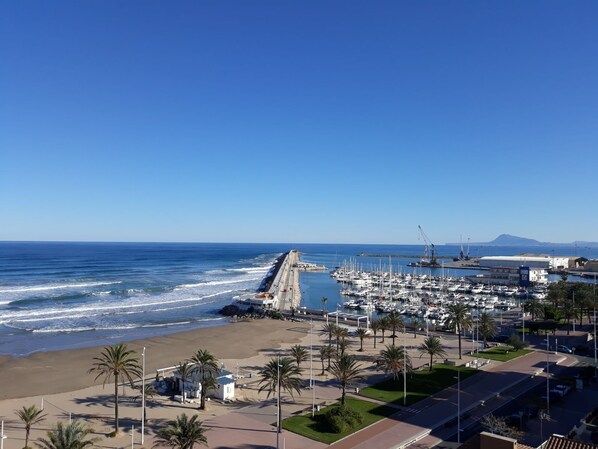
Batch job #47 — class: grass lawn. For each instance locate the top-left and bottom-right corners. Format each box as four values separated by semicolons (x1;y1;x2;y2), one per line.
282;397;396;444
474;346;532;362
359;365;478;406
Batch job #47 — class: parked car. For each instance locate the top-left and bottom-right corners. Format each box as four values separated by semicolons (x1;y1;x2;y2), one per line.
552;384;571;396
556;345;574;354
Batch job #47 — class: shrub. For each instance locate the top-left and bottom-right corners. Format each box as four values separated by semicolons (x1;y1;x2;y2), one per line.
507;334;527;351
324;405;363;433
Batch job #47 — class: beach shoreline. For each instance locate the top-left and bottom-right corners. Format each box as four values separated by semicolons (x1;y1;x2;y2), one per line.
0;318;310;401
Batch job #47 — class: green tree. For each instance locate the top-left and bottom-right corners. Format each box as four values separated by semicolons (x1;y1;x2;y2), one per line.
88;343;142;434
338;337;352;356
378;345;411;380
379;316;389;343
322;323;337;346
175;362;195;397
153;413;208;449
417;336;447;372
319;345;334;375
333;326;349;353
258;357;302;431
385;311;404;346
328;354;363;405
526;300;545;321
445;303;473;359
35;421;98;449
478;312;498;349
189;349;220;410
369;319;382;349
321;296;328;310
355;328;368;352
290;345;308;369
15;404;47;449
507;333;527;351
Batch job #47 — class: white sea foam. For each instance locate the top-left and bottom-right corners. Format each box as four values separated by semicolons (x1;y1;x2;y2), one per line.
29;317;223;333
0;281;121;294
174;277;261;290
0;289;238;324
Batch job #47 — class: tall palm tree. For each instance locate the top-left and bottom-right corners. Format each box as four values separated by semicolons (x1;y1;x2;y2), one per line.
379;316;389;343
369;319;382;349
258;357;302;431
189;349;219;410
417;336;446;371
445;303;473;359
319;345;334;375
527;299;545;321
562;299;577;335
175;361;195;397
333;326;349;353
385;311;404;346
328;354;363;405
378;345;411;380
36;420;98;449
289;345;308;369
338;337;352;356
478;312;498;349
322;323;337;345
16;404;46;449
321;296;328;310
88;343;141;433
355;328;368;352
153;413;208;449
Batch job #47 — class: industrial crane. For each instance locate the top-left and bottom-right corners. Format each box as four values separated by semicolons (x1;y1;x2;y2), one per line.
418;225;438;266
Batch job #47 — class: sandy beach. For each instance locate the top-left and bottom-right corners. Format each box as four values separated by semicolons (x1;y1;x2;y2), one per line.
0;319;310;401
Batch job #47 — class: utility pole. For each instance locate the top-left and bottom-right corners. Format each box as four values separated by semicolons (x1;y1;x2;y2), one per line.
277;356;281;449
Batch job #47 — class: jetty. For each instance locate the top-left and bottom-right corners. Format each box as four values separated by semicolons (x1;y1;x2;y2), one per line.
268;249;302;311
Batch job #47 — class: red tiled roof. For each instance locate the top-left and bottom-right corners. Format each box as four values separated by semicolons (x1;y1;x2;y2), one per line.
543;435;598;449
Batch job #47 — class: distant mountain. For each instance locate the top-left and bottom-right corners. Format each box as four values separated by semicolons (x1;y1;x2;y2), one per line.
446;234;598;247
486;234;542;246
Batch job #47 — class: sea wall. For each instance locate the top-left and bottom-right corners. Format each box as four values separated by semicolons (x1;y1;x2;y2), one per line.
257;251;289;292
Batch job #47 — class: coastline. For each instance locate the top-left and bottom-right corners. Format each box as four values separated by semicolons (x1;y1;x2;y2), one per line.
0;318;310;401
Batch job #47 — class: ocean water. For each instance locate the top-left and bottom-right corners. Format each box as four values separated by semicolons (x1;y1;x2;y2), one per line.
1;241;596;356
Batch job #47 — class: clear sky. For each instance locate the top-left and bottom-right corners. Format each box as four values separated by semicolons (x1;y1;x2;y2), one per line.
1;1;597;244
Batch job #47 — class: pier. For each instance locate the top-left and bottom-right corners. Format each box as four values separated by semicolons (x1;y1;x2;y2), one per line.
268;249;301;311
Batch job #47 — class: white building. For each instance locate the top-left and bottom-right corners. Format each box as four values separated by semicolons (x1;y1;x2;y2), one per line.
172;367;236;402
480;256;552;270
468;266;548;286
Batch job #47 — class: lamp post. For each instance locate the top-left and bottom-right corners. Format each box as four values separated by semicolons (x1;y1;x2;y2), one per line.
454;368;461;444
403;327;407;406
276;356;282;449
1;420;6;449
546;336;550;415
594;308;597;364
310;319;315;417
141;347;145;445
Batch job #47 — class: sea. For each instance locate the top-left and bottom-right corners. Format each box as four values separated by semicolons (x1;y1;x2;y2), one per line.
1;241;597;357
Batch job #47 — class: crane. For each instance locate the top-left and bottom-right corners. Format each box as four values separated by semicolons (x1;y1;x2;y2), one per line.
418;225;438;266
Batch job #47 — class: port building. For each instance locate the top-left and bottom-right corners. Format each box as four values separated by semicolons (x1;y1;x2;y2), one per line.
479;255;570;270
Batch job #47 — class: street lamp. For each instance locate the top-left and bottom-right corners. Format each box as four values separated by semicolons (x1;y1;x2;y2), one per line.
546;336;550;415
1;420;6;449
403;327;407;406
141;347;146;445
453;369;461;444
276;356;282;449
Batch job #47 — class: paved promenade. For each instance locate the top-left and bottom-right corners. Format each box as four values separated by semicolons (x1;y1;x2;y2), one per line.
269;249;301;311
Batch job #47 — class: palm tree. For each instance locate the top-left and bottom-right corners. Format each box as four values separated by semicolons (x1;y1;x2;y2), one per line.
379;316;389;343
417;336;446;371
153;413;208;449
321;296;328;310
355;328;368;352
319;345;334;375
378;345;410;380
328;354;362;405
16;404;47;449
189;349;219;410
258;357;302;431
385;311;404;346
478;312;498;349
412;317;424;339
333;326;349;353
370;319;382;349
36;420;98;449
527;299;545;321
175;361;195;397
445;303;473;359
88;343;142;434
322;323;337;346
562;299;577;335
338;337;352;356
290;345;308;369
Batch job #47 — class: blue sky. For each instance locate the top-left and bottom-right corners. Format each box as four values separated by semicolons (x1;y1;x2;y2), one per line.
1;1;597;244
